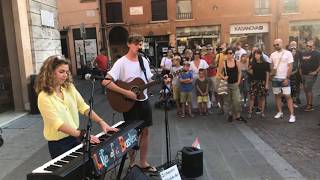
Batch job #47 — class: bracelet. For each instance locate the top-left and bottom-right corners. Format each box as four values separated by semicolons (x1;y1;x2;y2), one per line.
77;129;86;141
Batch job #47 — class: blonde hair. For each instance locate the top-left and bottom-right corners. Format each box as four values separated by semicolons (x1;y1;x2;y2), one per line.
35;55;73;94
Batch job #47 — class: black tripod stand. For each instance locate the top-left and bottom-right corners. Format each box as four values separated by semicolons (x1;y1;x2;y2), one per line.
157;83;175;171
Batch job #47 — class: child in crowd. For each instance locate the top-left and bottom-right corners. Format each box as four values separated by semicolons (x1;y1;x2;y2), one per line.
195;69;209;115
239;54;249;106
171;56;183;116
179;61;194;118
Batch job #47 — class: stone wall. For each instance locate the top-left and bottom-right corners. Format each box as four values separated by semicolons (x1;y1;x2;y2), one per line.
28;0;61;73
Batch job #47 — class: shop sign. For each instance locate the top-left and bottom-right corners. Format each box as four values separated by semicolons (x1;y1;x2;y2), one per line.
130;6;143;15
230;23;268;34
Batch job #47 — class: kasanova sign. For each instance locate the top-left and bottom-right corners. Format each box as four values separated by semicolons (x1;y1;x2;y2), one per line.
230;23;269;34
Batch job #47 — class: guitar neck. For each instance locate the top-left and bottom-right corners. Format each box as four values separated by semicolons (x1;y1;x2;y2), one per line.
141;80;158;91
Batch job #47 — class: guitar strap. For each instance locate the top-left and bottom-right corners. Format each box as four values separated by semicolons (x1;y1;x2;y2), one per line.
138;55;149;82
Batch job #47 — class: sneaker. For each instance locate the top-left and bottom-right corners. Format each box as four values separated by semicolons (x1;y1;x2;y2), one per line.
274;112;283;119
304;105;314;112
255;108;262;114
289;115;296;123
293;103;299;108
261;113;266;118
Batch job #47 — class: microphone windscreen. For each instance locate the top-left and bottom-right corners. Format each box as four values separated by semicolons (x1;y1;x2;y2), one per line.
84;74;92;80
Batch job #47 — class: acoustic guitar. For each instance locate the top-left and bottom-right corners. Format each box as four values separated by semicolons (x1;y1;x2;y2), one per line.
106;69;184;112
107;78;160;112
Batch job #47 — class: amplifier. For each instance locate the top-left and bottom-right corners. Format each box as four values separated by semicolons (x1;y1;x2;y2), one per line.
181;147;203;178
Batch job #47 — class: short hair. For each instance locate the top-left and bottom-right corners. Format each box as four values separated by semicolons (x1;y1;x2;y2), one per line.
127;34;144;44
199;68;205;73
100;48;106;53
173;55;181;62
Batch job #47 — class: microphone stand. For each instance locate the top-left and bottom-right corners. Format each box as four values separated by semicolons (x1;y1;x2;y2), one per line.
140;51;174;170
82;78;95;179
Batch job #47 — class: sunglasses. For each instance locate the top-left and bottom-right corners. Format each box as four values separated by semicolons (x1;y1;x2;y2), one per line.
227;52;233;55
306;45;313;48
273;44;280;47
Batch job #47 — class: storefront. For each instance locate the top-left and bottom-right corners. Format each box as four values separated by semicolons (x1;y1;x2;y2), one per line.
176;26;221;52
72;27;98;75
230;23;269;52
289;21;320;51
144;35;169;68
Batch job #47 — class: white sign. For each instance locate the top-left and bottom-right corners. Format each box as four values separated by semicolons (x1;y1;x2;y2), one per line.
86;10;96;17
162;47;168;53
178;46;185;54
75;39;97;69
230;23;269;34
40;10;54;27
130;6;144;15
159;165;181;180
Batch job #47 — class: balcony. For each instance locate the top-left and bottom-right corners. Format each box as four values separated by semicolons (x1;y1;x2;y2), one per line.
176;12;192;20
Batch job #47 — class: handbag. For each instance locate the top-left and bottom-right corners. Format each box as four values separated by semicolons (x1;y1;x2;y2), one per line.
270;52;284;77
217;60;228;95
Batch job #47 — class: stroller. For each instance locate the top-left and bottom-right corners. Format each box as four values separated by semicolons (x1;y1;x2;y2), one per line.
154;84;176;110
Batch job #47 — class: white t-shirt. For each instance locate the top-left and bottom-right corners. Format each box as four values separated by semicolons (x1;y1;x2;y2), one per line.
108;55;153;101
235;48;247;61
170;66;183;86
190;59;209;79
270;50;294;79
160;57;172;70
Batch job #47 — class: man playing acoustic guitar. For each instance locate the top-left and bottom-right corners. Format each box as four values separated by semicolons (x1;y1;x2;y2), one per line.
102;34;161;173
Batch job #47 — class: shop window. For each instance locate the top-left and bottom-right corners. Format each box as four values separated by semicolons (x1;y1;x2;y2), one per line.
289;21;320;51
106;2;123;23
284;0;298;13
151;0;167;21
176;0;192;19
254;0;270;15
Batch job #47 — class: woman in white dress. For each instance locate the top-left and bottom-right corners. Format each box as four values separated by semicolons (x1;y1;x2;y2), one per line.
190;50;209;110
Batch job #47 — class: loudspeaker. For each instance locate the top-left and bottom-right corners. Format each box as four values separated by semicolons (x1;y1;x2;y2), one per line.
124;165;150;180
181;147;203;178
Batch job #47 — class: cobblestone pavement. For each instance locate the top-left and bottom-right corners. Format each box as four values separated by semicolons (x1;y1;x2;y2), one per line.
245;81;320;179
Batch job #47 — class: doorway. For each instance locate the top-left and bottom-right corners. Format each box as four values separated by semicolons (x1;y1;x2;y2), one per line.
0;2;13;112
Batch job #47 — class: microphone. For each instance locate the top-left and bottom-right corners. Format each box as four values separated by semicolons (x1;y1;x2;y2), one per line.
0;128;3;148
84;74;112;81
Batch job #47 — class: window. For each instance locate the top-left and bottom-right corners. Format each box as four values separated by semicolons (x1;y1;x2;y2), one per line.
151;0;167;21
254;0;270;15
106;2;123;23
284;0;298;13
176;0;192;19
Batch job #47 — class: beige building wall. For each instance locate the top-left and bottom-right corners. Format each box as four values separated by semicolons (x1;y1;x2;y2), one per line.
101;0;320;53
28;0;62;73
0;0;61;111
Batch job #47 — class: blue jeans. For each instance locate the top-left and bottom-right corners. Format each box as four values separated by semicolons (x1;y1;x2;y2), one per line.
48;136;79;159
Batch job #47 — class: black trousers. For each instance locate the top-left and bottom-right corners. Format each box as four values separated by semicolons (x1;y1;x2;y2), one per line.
48;136;79;159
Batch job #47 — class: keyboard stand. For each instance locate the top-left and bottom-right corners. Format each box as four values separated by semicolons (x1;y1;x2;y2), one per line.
117;152;127;180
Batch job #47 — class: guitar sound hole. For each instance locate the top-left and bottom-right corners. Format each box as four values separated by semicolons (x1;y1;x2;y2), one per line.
131;87;140;94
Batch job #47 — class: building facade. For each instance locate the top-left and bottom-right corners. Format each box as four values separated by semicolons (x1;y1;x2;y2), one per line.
100;0;320;66
57;0;104;75
0;0;61;114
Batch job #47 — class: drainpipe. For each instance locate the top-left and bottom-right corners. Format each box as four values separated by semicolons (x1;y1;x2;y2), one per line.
99;0;106;49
